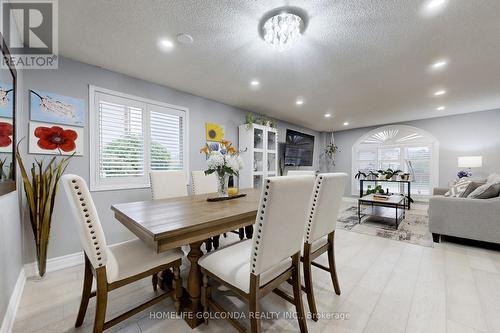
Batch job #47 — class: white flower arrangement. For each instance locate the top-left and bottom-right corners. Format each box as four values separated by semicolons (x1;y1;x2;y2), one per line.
201;140;243;177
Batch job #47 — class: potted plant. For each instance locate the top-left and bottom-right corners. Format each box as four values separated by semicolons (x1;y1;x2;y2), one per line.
366;185;385;195
367;171;378;180
354;171;367;180
400;173;410;181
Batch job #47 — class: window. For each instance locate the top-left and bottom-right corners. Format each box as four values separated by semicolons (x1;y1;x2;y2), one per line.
90;86;188;191
352;125;438;196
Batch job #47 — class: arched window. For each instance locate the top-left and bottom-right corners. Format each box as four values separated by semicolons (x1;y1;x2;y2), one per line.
352;125;439;196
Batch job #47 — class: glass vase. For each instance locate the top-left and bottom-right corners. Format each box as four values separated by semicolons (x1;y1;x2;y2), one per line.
217;173;230;198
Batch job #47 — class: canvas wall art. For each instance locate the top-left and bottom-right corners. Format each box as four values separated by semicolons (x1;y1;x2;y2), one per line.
0;83;14;118
29;121;84;156
205;122;224;142
30;90;85;127
0;117;13;153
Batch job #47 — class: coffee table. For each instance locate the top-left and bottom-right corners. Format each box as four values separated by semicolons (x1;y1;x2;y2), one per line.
358;194;406;229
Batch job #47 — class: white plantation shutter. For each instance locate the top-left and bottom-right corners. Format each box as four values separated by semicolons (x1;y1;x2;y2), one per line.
91;87;188;191
149;105;184;171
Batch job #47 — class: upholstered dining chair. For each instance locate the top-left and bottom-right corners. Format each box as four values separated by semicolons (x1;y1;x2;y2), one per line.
301;172;347;321
191;170;245;250
150;170;188;199
199;175;315;333
61;175;184;333
287;170;316;176
191;170;218;195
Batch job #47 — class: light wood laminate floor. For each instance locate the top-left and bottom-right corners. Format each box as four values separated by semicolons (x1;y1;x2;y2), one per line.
13;228;500;333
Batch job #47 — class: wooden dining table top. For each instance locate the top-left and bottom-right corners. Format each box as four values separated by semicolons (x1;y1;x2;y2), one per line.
111;189;261;248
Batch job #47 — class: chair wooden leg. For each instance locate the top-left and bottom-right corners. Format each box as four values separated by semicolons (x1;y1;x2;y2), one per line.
249;274;261;333
201;273;209;325
238;228;245;240
152;273;158;292
75;255;93;327
328;232;341;295
173;266;182;314
292;254;308;333
212;235;220;250
302;244;318;321
93;267;108;333
205;238;212;252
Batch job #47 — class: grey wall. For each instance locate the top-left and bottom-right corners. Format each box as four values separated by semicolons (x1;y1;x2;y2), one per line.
332;109;500;195
0;6;24;324
19;57;321;261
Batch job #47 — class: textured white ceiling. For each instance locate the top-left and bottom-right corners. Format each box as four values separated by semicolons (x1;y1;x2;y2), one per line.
58;0;500;131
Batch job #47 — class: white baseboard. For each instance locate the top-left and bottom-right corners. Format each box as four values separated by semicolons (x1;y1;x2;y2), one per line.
0;269;26;333
24;251;84;278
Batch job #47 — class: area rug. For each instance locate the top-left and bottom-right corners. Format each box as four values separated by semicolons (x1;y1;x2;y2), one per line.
337;203;433;247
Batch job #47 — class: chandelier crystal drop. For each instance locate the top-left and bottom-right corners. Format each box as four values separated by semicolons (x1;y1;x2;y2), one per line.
263;12;303;51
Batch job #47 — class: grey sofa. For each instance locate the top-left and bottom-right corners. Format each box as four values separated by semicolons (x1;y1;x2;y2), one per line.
429;187;500;244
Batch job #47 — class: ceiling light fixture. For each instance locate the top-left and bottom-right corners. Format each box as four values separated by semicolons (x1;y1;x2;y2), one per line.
250;80;260;87
158;38;174;52
343;122;349;126
431;59;448;70
437;106;446;111
324;113;332;118
426;0;447;10
295;98;304;105
176;33;194;45
434;90;446;96
262;11;304;51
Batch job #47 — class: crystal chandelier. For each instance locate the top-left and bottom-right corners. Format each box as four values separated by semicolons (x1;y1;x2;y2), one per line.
263;12;303;51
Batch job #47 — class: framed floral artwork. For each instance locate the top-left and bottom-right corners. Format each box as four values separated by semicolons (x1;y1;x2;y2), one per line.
205;122;224;142
30;90;85;127
0;83;14;118
29;121;84;156
0;117;13;153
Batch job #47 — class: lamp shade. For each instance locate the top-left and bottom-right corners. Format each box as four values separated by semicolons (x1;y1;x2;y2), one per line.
458;156;483;168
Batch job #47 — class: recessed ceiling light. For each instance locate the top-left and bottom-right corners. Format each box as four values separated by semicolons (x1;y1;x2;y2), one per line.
437;106;446;111
422;0;449;16
434;90;446;96
324;113;332;118
158;38;174;52
176;33;194;45
431;59;448;70
343;122;349;126
250;80;260;87
295;98;304;105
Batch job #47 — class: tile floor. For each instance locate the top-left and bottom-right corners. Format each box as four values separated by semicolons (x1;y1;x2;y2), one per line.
12;221;500;333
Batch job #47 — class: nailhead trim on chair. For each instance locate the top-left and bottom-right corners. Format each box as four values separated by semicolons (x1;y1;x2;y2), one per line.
72;178;103;267
251;179;271;274
305;176;323;244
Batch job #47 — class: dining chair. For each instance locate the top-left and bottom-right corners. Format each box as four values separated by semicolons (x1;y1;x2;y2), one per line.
150;170;188;199
199;175;315;333
191;170;245;250
61;174;184;333
191;170;218;195
287;170;316;176
302;172;347;321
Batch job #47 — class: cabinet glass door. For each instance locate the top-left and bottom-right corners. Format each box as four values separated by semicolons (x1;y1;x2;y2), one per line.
267;131;276;151
254;128;263;149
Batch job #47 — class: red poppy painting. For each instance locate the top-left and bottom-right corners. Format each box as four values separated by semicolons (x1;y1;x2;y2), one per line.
0;121;13;148
29;121;83;155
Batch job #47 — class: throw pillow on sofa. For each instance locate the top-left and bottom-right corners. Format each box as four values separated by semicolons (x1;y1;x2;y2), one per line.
445;178;472;197
487;173;500;183
467;181;500;199
460;181;486;198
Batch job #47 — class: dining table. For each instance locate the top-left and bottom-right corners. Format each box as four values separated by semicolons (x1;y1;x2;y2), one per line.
111;189;261;328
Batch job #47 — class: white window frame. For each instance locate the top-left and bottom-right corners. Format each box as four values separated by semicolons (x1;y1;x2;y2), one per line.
89;85;189;191
351;125;439;197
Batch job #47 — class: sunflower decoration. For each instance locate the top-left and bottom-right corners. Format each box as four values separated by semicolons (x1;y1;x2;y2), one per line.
205;122;224;142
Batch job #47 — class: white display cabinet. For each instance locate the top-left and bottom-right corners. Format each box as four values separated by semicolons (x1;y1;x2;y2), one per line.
238;124;278;189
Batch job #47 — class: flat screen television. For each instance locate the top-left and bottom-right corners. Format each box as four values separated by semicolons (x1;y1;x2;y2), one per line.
284;129;315;167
